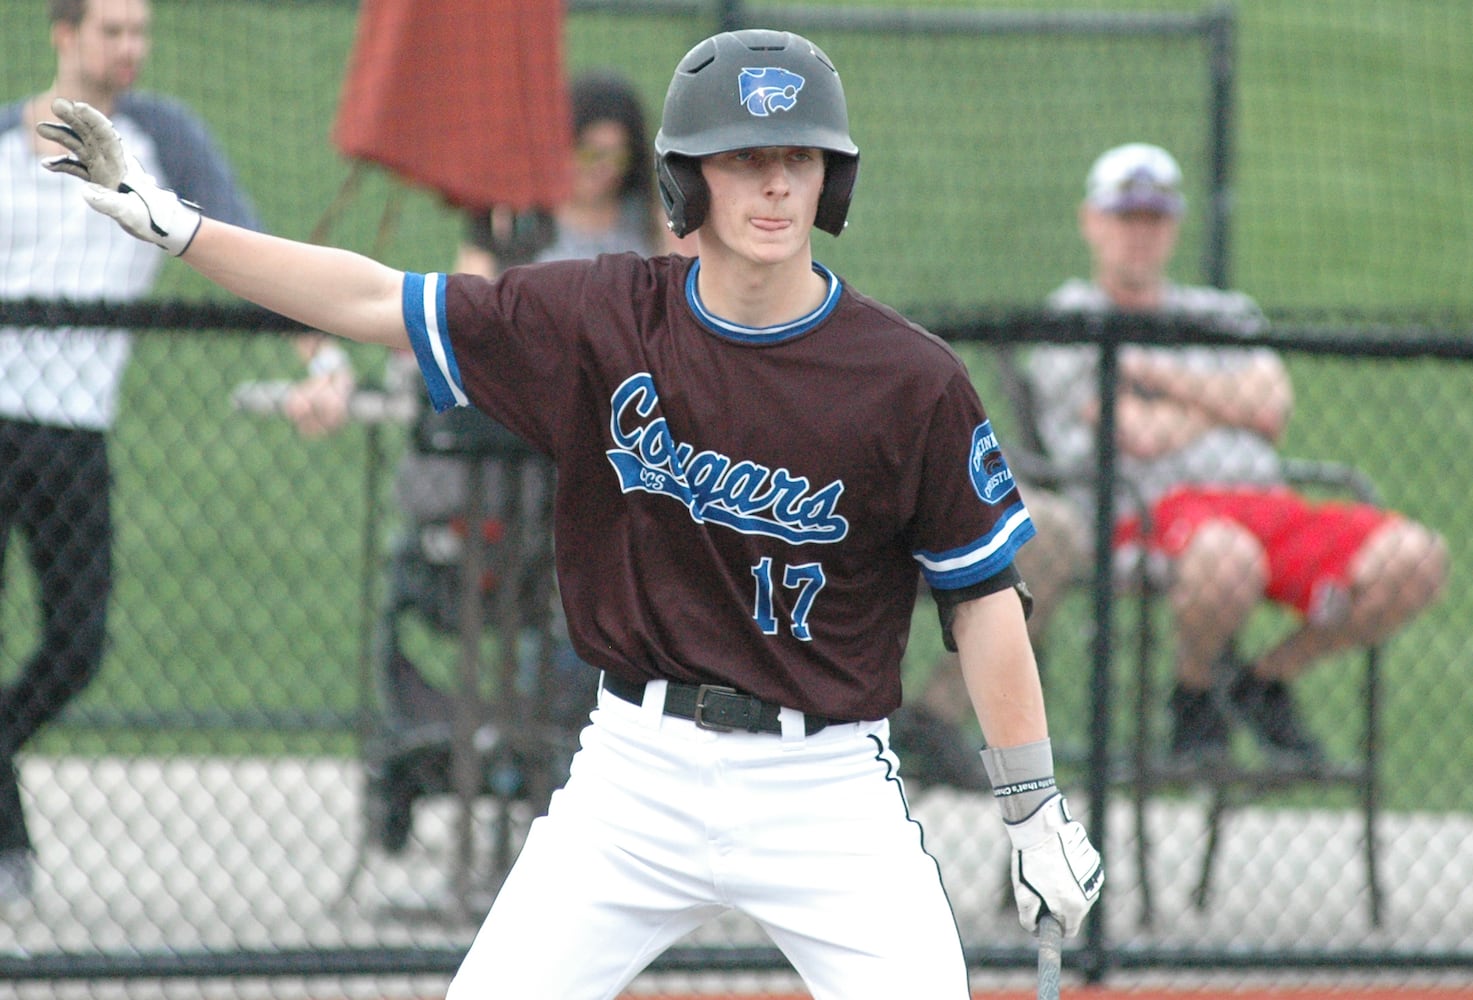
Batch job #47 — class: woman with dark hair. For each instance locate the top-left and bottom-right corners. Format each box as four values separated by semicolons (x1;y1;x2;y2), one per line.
569;71;655;203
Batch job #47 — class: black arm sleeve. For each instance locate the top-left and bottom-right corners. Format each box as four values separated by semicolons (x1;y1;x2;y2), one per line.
933;564;1034;653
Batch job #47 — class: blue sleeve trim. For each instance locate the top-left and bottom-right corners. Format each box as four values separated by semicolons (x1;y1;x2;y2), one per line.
916;501;1036;591
402;272;466;412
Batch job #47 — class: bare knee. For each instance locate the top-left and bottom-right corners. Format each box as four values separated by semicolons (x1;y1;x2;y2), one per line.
1351;519;1448;621
1171;519;1266;619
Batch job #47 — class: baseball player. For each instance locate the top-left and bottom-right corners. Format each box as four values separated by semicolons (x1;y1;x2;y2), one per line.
39;28;1102;998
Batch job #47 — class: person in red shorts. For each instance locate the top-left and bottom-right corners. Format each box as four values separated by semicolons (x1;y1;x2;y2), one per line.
1028;142;1448;765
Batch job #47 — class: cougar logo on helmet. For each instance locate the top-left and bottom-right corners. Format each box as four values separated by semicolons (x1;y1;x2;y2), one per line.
739;68;805;117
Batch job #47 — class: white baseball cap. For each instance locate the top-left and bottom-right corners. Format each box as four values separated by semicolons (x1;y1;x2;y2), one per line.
1085;142;1186;216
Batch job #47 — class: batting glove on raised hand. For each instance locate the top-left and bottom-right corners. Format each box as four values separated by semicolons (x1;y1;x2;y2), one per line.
1004;793;1103;938
37;98;202;256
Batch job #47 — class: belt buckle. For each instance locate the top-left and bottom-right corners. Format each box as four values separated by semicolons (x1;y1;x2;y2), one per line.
693;684;739;732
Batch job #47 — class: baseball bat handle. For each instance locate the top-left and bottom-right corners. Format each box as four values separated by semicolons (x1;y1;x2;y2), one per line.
1037;913;1063;1000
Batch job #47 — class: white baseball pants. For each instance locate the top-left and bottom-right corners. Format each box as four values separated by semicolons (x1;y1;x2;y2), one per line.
445;677;970;999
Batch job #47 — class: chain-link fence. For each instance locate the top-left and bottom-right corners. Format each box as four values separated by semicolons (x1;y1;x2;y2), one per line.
1;0;1470;996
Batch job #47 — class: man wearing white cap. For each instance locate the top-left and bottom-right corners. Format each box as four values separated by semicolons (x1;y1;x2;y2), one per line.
1027;142;1447;765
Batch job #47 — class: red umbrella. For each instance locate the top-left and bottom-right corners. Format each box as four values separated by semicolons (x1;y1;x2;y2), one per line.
331;0;573;213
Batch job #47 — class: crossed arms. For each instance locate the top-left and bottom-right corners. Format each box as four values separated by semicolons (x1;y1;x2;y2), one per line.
1090;348;1293;459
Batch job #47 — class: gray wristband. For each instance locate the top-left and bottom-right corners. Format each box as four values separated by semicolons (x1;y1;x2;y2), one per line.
979;738;1057;823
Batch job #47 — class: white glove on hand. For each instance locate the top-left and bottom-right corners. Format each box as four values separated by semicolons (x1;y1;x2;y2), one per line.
1005;793;1103;938
37;98;202;256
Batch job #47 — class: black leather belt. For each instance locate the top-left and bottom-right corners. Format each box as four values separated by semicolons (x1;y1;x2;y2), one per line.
602;673;837;736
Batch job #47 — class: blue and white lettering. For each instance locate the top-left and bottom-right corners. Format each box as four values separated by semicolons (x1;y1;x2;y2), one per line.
606;373;848;544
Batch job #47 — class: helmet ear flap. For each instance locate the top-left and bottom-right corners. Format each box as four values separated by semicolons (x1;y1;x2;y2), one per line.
814;153;859;237
660;151;859;239
657;154;708;239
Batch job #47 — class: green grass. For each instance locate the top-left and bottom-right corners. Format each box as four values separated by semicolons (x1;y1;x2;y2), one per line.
1;0;1469;807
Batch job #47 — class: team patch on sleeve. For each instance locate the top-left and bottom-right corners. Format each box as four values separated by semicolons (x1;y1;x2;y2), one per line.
969;420;1016;505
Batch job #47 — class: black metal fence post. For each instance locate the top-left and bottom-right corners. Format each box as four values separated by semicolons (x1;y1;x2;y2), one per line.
1204;3;1236;289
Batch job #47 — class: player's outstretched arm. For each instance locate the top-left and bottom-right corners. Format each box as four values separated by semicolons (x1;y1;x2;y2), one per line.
952;590;1104;938
37;98;409;351
186;221;408;349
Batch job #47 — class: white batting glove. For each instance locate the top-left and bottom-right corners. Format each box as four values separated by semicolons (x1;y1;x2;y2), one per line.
37;98;202;256
1004;793;1103;938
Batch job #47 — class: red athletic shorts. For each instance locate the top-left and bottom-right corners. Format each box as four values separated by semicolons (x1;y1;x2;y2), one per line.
1113;486;1394;619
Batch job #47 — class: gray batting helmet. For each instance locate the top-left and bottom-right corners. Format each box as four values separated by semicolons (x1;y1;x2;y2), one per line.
654;29;860;238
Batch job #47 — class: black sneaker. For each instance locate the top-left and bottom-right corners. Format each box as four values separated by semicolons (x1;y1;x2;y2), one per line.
1168;685;1230;763
1228;672;1324;764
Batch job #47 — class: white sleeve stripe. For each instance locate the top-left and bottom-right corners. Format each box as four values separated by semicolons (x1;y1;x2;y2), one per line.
422;273;468;407
916;506;1032;575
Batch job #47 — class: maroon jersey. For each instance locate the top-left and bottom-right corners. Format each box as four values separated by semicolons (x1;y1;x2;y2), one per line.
403;253;1033;720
